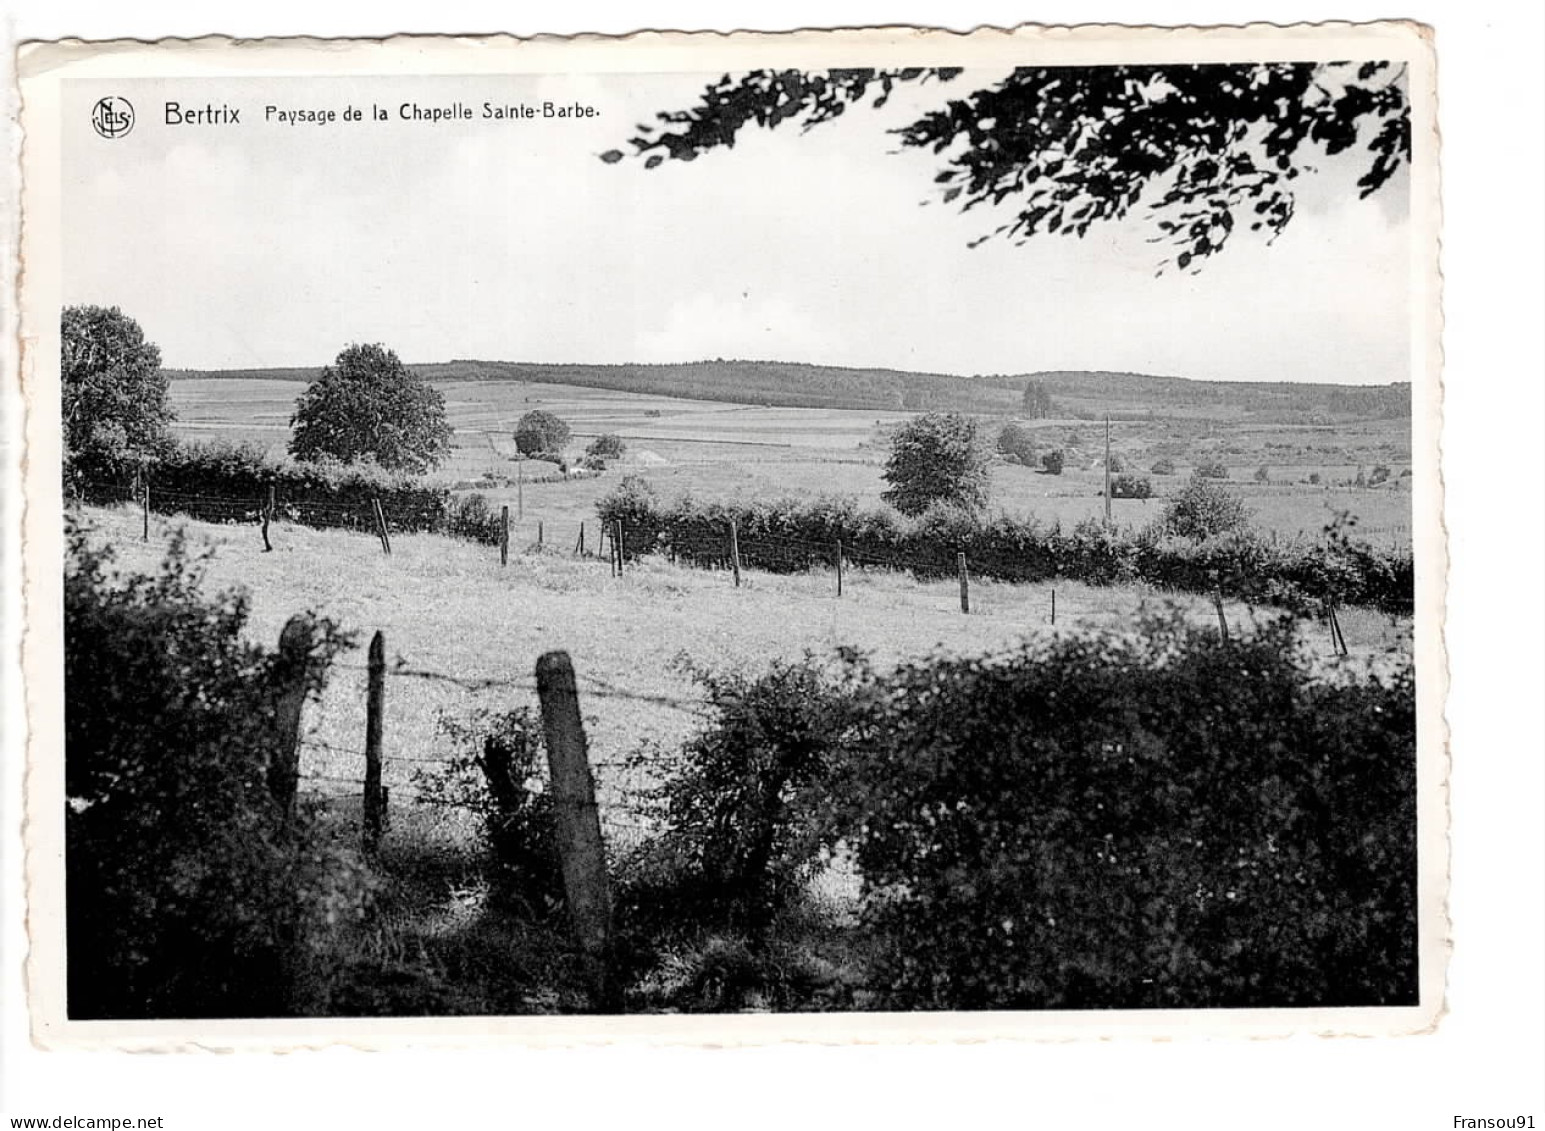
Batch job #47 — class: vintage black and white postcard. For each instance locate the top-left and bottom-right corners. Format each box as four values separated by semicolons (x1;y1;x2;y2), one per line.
16;23;1444;1049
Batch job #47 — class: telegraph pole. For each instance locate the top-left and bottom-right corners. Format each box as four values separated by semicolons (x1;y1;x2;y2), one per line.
1104;413;1113;526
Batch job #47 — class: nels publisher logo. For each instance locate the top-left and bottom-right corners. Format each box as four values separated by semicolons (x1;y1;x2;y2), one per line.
90;96;135;139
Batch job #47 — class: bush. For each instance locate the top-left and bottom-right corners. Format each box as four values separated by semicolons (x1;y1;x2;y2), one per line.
1109;474;1153;500
1194;458;1230;479
585;434;627;463
1105;453;1126;474
415;708;561;915
1040;449;1065;475
1157;476;1252;540
620;656;860;934
514;410;572;457
1151;457;1177;475
1255;465;1271;483
445;492;503;545
595;474;664;560
836;614;1416;1010
64;518;363;1018
996;422;1036;465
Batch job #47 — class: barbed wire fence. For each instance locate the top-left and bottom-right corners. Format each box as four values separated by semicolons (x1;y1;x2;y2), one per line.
285;625;703;856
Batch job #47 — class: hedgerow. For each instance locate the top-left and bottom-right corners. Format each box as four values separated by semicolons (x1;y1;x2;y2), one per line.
593;481;1413;614
113;440;452;532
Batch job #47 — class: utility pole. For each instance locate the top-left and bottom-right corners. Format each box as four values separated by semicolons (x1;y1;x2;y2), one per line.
1104;413;1113;526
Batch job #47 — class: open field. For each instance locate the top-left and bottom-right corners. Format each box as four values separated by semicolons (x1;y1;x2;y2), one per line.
168;376;1415;547
80;501;1412;853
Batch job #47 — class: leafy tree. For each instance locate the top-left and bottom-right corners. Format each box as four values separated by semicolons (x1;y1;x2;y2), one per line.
995;422;1036;465
604;62;1410;268
1157;475;1251;540
1022;380;1055;419
290;344;451;473
881;413;989;517
1040;449;1065;476
61;305;175;492
513;410;573;457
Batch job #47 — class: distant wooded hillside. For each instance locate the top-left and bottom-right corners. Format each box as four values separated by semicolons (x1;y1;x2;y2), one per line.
167;358;1410;423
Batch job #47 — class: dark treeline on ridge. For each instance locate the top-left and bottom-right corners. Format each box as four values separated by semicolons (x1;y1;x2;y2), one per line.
167;358;1411;424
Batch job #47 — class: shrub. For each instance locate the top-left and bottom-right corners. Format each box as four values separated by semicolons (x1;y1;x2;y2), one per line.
514;410;572;457
1040;449;1065;475
881;413;990;516
1255;465;1271;482
837;614;1417;1010
995;422;1036;465
1370;465;1391;485
414;708;561;914
1194;458;1230;479
64;518;362;1018
595;474;664;560
1151;457;1177;476
1105;452;1126;474
1157;476;1252;540
1309;472;1323;485
620;656;860;934
290;343;452;473
445;492;503;545
585;433;627;463
1109;474;1153;500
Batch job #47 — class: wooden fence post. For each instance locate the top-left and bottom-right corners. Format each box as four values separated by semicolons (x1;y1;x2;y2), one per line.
616;520;626;573
535;651;616;1011
261;484;275;552
363;630;386;853
538;520;544;548
500;505;510;567
268;616;315;822
729;520;742;588
576;521;585;557
957;552;970;614
1213;590;1230;644
141;475;150;543
835;539;844;597
1051;587;1056;625
1328;604;1349;657
372;498;393;556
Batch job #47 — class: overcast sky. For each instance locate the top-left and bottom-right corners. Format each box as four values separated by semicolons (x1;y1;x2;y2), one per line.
62;69;1411;384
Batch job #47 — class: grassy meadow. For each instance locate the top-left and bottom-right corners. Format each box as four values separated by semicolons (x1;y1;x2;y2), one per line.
81;499;1411;856
167;376;1415;549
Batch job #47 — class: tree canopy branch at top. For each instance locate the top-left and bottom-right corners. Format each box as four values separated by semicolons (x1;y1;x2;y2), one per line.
601;61;1410;270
